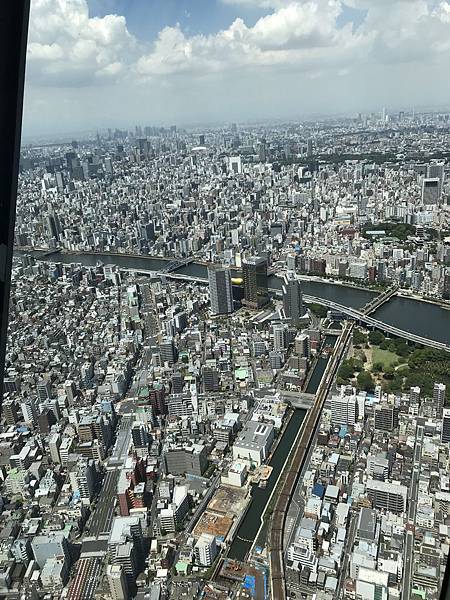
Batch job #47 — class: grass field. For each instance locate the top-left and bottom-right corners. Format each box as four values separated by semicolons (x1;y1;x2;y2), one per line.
372;347;399;369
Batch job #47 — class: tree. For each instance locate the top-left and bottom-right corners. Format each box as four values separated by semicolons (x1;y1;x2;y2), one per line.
368;330;385;346
357;370;375;392
353;330;367;347
338;361;355;381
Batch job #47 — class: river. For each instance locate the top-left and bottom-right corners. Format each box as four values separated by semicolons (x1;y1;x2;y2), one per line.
16;250;450;345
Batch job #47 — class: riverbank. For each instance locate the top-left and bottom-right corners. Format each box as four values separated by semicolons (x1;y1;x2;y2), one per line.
14;247;450;345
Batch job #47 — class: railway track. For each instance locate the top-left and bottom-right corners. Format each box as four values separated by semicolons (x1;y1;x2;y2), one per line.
268;323;353;599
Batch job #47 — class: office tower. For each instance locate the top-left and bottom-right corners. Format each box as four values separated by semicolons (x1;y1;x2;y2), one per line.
434;383;446;416
131;424;150;449
107;564;128;600
229;156;242;174
427;163;445;195
422;178;441;205
366;480;407;514
374;404;399;432
295;333;311;359
283;276;304;327
331;392;358;426
48;433;61;464
159;337;177;365
171;372;184;394
269;351;283;370
242;256;269;309
55;171;65;191
273;324;287;351
208;266;233;315
442;409;450;443
307;138;313;156
37;378;52;401
202;366;219;392
194;533;218;567
258;141;267;163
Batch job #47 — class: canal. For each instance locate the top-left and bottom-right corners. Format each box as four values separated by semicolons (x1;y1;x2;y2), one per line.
227;408;306;561
16;250;450;345
227;334;337;561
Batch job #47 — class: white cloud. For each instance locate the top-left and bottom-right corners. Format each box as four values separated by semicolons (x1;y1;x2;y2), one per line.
22;0;450;134
136;1;370;79
27;0;138;86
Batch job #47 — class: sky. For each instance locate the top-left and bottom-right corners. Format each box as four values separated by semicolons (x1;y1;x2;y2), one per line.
22;0;450;137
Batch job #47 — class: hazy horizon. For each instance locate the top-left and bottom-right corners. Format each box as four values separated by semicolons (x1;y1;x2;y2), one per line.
22;0;450;137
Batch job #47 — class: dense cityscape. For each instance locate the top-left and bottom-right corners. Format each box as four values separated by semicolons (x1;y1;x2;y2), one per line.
1;111;450;600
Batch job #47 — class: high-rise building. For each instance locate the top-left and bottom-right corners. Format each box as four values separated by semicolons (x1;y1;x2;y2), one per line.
282;276;304;327
107;564;128;600
434;383;446;416
331;392;358;426
202;366;219;392
208;266;233;315
131;424;150;449
49;433;61;464
159;337;177;365
194;533;218;567
295;333;310;359
441;408;450;443
273;324;287;352
410;386;421;403
229;156;242;174
427;162;445;195
443;268;450;300
366;480;407;514
422;178;441;205
242;257;269;309
374;404;399;432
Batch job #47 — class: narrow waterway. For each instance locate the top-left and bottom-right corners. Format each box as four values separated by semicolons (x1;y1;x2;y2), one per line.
227;335;337;561
227;408;306;561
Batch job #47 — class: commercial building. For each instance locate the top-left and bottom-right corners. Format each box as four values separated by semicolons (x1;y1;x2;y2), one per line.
208;266;233;315
232;420;274;465
282;276;304;327
107;564;128;600
366;480;407;514
163;443;208;477
242;257;269;309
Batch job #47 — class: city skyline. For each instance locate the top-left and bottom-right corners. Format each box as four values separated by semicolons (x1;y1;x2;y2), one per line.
23;0;450;136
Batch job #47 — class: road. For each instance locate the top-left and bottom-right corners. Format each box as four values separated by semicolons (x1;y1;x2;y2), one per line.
88;469;120;537
403;424;424;600
336;512;358;599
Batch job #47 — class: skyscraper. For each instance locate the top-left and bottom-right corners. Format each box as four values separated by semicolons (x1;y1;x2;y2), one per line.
242;256;269;309
422;178;441;205
282;276;304;327
434;383;446;416
107;564;128;600
442;408;450;444
208;266;233;315
273;324;287;351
